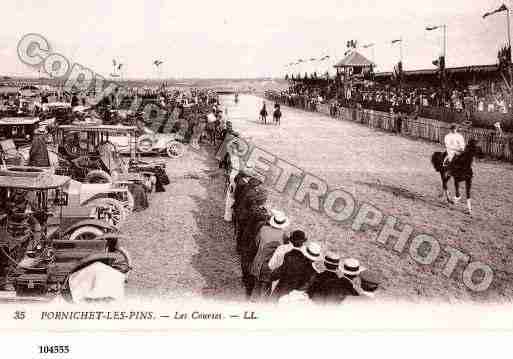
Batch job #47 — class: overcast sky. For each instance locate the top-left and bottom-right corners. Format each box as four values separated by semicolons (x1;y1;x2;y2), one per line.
0;0;511;78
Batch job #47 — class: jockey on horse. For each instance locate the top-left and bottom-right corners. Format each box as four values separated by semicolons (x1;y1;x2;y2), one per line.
443;124;465;169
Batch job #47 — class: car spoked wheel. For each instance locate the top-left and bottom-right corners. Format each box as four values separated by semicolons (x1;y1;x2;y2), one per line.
166;141;185;158
86;198;127;229
68;226;104;241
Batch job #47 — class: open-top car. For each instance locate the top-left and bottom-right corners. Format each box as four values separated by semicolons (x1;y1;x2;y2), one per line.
0;168;131;302
42;102;72;125
0;117;42;147
55;124;168;194
0;117;43;165
132;125;186;159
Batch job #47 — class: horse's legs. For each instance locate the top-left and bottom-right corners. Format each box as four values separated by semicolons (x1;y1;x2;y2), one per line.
466;177;473;215
441;172;453;203
454;179;461;202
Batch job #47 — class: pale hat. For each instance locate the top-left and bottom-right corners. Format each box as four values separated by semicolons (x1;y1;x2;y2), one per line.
269;209;289;229
301;242;321;262
341;258;366;276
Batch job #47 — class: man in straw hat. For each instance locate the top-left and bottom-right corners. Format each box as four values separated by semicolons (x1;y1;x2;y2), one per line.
249;210;290;301
307;252;359;304
339;258;379;299
271;239;321;300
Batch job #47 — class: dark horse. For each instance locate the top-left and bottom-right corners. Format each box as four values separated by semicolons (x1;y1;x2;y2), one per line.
431;138;481;214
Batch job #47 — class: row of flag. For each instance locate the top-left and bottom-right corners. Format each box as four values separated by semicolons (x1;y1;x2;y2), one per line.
483;3;508;18
285;4;509;77
286;55;330;67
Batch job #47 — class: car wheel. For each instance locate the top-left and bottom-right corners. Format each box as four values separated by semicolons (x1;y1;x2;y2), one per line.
68;225;104;241
166;141;185;158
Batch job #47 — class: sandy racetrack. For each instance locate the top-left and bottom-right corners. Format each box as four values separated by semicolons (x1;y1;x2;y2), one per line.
124;94;513;303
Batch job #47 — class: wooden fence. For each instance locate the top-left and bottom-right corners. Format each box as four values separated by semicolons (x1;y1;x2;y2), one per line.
269;98;513;162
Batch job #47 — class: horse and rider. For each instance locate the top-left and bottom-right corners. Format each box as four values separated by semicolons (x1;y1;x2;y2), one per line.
259;101;268;124
273;103;282;125
431;123;482;215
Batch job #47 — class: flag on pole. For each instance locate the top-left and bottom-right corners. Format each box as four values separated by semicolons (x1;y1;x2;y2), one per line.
391;39;402;44
346;40;357;48
426;26;440;31
483;4;508;18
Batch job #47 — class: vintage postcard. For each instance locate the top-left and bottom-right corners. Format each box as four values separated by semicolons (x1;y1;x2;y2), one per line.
0;0;512;352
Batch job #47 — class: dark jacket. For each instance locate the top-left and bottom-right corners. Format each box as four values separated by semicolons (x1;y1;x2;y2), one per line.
307;270;359;304
271;249;316;299
239;206;269;255
28;134;50;167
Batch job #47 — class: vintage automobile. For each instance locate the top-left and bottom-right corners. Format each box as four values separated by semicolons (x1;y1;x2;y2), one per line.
3;163;132;229
42;102;72;125
54;124;167;193
0;117;42;146
130;126;186;159
0;117;44;165
0;169;131;302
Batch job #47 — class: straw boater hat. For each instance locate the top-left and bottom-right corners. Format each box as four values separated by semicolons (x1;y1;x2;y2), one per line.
323;252;341;272
341;258;366;276
302;242;321;262
269;209;289;229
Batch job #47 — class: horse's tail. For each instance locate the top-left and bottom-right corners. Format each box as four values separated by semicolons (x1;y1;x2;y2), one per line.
431;152;444;173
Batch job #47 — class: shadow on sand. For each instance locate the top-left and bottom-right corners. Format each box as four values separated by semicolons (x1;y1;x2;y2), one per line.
188;144;245;301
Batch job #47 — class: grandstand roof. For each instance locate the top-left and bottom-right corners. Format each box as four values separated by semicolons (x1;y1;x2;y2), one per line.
375;64;499;78
334;51;374;68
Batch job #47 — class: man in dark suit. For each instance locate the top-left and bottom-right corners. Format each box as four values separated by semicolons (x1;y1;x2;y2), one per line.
271;240;321;300
307;252;359;304
28;128;50;167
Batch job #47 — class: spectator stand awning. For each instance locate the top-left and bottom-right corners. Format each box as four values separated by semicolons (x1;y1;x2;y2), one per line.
334;51;374;69
374;64;500;80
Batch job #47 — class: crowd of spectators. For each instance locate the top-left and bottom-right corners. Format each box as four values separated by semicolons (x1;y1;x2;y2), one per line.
266;77;513;131
220;151;380;304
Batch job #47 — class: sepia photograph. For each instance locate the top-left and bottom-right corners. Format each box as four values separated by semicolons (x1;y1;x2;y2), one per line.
0;0;512;347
